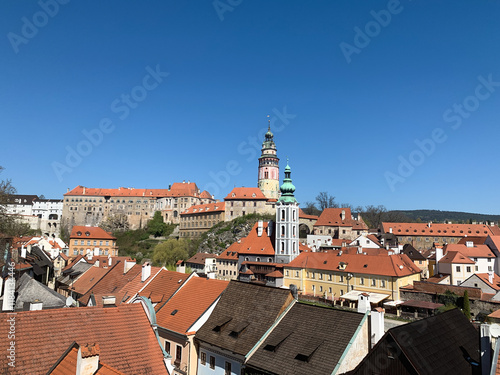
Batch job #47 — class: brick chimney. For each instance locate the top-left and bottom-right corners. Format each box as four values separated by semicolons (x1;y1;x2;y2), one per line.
77;343;100;375
142;262;151;282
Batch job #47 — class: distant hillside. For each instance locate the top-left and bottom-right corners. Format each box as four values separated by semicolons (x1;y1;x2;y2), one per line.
388;210;500;224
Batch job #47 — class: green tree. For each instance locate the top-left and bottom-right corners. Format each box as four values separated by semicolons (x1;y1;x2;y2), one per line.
463;290;471;320
147;211;168;237
152;238;189;267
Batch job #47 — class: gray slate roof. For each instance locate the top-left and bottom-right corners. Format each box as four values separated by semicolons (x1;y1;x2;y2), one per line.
15;273;66;310
196;281;294;356
57;262;93;285
246;303;366;375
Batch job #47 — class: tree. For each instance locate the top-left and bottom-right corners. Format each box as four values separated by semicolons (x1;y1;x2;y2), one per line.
315;192;338;211
463;290;471;320
100;213;129;233
302;201;321;216
147;211;168;237
361;205;387;228
152;238;189;267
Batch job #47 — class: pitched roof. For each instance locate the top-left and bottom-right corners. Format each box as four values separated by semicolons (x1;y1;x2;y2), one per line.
137;269;190;306
298;209;319;220
65;182;203;198
224;187;268;200
471;273;500;291
155;277;229;334
199;190;213;199
70;226;116;240
15;273;66;310
457;236;488;245
314;208;367;229
246;303;366;375
110;266;163;305
185;252;218;265
444;243;495;259
438;251;475;264
69;266;110;296
0;304;168;374
196;281;295;356
350;308;479;375
286;251;421;277
236;222;275;256
217;245;239;260
181;202;225;215
382;222;499;237
402;244;427;261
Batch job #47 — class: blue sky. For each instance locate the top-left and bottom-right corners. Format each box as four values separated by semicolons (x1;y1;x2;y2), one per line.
1;1;500;214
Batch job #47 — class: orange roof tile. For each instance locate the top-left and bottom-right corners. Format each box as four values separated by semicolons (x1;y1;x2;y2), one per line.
186;252;218;265
473;273;500;291
112;266;163;305
224;187;268;200
382;222;499;237
155;278;228;334
286;252;421;277
181;202;225;215
298;209;318;220
236;222;275;256
199;190;213;199
444;243;495;259
138;269;189;305
70;226;116;240
0;304;167;374
217;245;240;260
70;266;110;296
314;208;368;229
439;251;475;264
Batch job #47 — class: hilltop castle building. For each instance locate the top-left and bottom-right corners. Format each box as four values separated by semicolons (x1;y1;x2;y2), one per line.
257;121;280;200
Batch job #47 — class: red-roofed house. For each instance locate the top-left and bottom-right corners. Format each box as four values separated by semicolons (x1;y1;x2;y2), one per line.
179;202;225;238
284;251;421;302
0;304;169;374
461;272;500;295
153;277;229;374
224;187;275;221
69;226;118;257
313;208;368;240
438;251;475;286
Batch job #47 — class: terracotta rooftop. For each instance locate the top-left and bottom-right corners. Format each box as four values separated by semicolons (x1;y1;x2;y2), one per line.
138;269;190;307
473;273;500;291
217;245;239;260
65;182;204;198
438;251;475;264
444;243;495;259
185;252;218;265
457;236;488;245
69;266;110;296
155;277;229;334
70;226;116;240
236;221;275;256
286;251;421;277
314;208;368;229
382;222;500;237
0;304;168;374
224;187;268;200
298;209;319;221
181;202;225;215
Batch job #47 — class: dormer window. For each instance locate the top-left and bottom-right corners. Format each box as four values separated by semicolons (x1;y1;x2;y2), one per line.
85;231;90;236
232;193;235;197
77;231;82;236
252;193;256;197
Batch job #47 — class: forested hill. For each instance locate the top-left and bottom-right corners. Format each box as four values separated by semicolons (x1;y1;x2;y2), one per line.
389;210;500;224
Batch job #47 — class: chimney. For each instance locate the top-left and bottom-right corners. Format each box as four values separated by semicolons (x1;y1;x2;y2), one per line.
124;259;135;273
357;293;370;314
21;246;26;259
257;220;263;237
370;309;385;347
83;187;86;195
435;247;444;273
466;241;474;248
341;210;346;221
77;343;100;375
267;221;273;237
67;188;70;193
108;256;112;266
428;222;431;228
142;262;151;282
389;227;392;234
30;300;43;311
489;271;494;285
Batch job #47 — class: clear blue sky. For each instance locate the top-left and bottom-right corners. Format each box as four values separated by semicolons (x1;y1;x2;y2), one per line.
1;1;500;214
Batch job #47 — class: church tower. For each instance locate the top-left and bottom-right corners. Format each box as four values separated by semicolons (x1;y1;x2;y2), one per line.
275;161;299;264
258;118;280;200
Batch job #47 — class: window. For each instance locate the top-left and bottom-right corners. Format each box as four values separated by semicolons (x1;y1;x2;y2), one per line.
456;266;461;272
328;274;332;281
328;287;332;293
488;258;492;262
74;240;77;245
466;266;471;273
80;240;84;245
201;352;206;366
310;272;315;279
372;279;376;286
164;341;170;354
319;286;323;292
489;266;493;271
210;356;215;370
73;249;78;255
176;345;182;361
225;361;231;375
339;275;344;282
360;277;364;285
475;266;479;272
318;273;323;280
295;271;299;277
285;270;289;276
381;280;386;288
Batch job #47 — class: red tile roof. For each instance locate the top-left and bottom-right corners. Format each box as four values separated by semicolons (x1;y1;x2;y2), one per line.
236;222;275;256
438;251;475;264
181;202;225;215
457;236;488;245
314;208;368;229
185;252;218;265
298;209;319;221
65;182;203;198
224;187;268;200
444;243;495;259
199;190;213;199
111;266;163;305
382;222;499;237
70;226;116;240
155;277;229;334
70;266;110;296
138;269;190;305
0;304;168;374
218;245;240;260
473;273;500;291
286;252;421;277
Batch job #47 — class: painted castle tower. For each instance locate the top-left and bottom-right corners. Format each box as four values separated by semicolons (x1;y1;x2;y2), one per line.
258;119;280;200
275;161;299;264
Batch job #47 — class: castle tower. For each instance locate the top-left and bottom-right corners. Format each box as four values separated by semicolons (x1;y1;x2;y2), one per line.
258;118;280;200
275;161;299;264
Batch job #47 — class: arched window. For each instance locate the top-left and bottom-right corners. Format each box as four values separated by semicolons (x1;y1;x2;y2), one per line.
281;209;285;221
281;225;285;236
